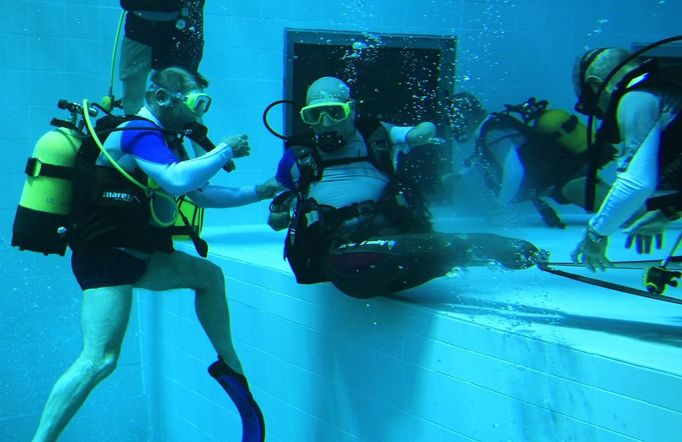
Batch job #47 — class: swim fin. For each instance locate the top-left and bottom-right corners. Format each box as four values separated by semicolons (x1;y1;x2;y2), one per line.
208;357;265;442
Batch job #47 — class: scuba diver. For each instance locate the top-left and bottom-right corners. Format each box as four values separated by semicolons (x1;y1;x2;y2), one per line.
28;67;266;442
267;76;544;299
458;95;617;229
571;47;682;271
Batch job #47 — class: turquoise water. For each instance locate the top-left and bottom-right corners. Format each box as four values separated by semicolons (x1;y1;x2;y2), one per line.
2;1;682;441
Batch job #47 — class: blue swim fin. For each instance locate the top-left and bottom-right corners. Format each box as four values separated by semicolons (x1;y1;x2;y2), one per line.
208;357;265;442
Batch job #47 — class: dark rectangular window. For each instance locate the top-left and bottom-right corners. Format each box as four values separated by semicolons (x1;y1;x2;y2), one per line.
283;28;457;195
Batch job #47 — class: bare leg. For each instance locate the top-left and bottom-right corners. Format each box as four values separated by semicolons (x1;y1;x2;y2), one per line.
32;286;133;442
135;251;243;373
119;37;152;115
136;251;264;441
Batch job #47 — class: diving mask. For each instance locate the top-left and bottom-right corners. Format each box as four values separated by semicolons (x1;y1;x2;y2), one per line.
182;92;213;114
300;101;352;125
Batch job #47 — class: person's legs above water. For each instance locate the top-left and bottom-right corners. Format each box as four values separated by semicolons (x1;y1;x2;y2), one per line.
32;285;134;442
135;250;264;442
119;37;152;115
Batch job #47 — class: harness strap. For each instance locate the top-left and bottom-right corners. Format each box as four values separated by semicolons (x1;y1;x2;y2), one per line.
24;158;73;180
333;199;384;221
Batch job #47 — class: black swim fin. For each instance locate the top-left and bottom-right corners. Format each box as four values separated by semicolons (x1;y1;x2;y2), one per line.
208;357;265;442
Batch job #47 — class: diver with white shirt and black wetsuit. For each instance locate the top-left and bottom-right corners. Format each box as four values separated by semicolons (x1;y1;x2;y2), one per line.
269;77;543;299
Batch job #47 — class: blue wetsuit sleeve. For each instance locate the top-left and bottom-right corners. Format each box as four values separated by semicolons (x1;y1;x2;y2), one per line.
121;121;179;164
275;149;299;190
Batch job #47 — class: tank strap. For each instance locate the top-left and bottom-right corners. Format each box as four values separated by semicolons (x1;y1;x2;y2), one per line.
332;199;383;221
24;157;72;180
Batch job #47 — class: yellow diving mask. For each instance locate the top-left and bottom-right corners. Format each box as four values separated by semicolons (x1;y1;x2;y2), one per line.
300;101;352;125
181;92;213;114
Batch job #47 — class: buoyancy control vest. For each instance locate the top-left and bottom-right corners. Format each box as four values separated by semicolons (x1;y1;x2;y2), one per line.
278;118;432;284
599;63;682;189
67;114;177;253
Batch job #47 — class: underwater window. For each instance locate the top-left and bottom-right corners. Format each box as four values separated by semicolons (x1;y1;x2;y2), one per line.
283;28;457;196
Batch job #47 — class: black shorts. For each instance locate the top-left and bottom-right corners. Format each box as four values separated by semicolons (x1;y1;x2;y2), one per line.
125;12;204;72
71;248;148;291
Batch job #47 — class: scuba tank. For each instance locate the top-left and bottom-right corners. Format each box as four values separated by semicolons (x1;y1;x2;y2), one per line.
534;109;588;155
12;98;214;257
11;124;82;255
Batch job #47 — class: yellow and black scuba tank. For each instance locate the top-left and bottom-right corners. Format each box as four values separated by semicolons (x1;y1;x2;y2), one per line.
493;97;589;155
534;109;589;155
11;125;82;255
11;100;152;255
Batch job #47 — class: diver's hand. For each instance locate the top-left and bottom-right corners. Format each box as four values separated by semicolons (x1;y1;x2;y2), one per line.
255;176;284;201
267;212;291;231
623;210;669;254
267;191;295;231
221;134;250;158
571;228;611;272
406;122;437;146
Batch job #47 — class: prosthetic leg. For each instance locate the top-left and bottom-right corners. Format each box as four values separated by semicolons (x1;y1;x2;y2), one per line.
463;233;545;269
208;357;265;442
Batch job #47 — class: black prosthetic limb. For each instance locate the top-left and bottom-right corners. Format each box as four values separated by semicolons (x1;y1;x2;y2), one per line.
208;357;265;442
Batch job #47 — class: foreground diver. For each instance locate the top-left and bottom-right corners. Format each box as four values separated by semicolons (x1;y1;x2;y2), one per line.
268;76;543;298
571;48;682;270
32;67;265;442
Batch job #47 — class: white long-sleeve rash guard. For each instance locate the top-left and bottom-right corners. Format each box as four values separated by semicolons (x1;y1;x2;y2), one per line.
589;87;673;236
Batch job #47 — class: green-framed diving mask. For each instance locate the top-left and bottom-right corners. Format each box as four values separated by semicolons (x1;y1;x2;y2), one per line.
300;101;353;125
181;92;213;114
